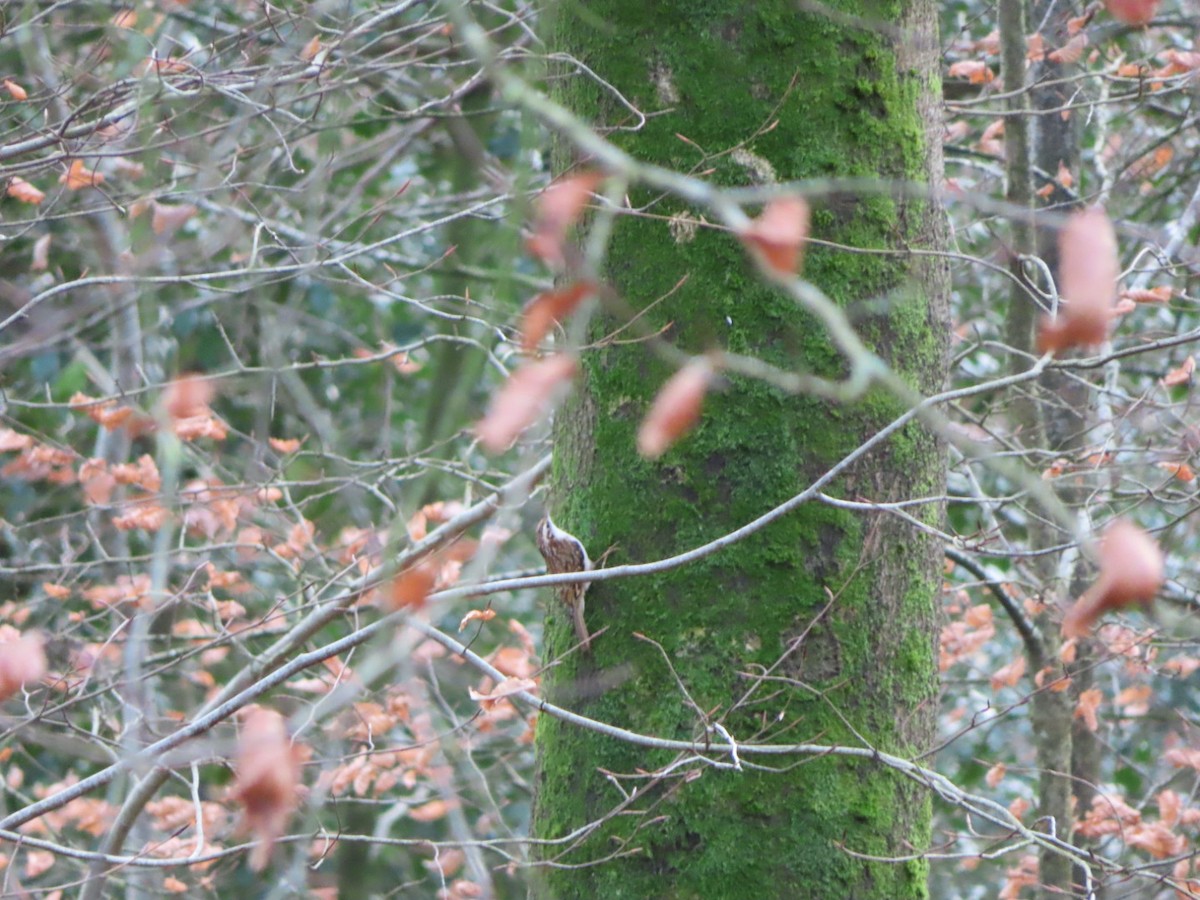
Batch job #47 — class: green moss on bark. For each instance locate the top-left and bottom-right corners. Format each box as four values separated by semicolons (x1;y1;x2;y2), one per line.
533;0;947;897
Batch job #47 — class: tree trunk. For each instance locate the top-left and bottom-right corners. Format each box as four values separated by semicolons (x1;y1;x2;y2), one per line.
531;1;949;898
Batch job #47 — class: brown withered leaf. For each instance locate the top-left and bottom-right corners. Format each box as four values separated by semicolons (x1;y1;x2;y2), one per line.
0;630;47;702
476;354;577;453
1120;286;1172;304
1105;0;1160;25
234;706;304;871
1048;33;1088;64
1161;355;1194;387
6;177;44;204
60;159;104;190
1157;461;1195;482
469;676;537;709
151;202;197;236
389;561;438;611
1038;206;1119;353
269;437;304;454
526;171;604;267
948;60;995;84
637;357;715;459
459;608;497;631
520;282;595;351
1074;688;1103;732
739;196;811;276
1062;520;1164;637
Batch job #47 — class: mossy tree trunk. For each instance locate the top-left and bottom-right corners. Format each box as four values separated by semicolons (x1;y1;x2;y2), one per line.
532;2;949;898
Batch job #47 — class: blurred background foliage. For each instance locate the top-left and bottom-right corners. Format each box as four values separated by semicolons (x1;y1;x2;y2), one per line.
5;0;1200;896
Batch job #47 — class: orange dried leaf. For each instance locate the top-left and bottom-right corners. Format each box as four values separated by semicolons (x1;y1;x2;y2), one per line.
389;562;438;611
527;171;604;267
1166;747;1200;771
1063;520;1164;637
111;454;161;491
425;848;466;878
112;504;169;532
1159;50;1200;75
991;655;1026;689
269;437;303;454
60;159;104;191
79;458;116;505
948;60;995;84
739;196;811;276
520;282;596;352
1159;789;1184;827
985;762;1006;788
1162;355;1195;386
163;374;214;421
964;603;993;628
24;850;54;879
1056;161;1074;189
971;30;1000;55
31;233;51;271
234;707;303;871
469;676;537;709
1106;0;1160;24
637;357;714;459
975;117;1006;156
0;429;33;452
1128;821;1186;859
943;120;970;143
1038;206;1119;353
1133;145;1173;182
1074;688;1103;732
1066;12;1093;34
1048;33;1088;64
1158;461;1196;482
1121;286;1172;304
0;631;46;702
174;414;228;441
1163;656;1200;677
476;354;577;453
68;391;97;412
6;177;45;205
409;799;454;823
1077;791;1141;838
151;202;197;236
1115;684;1152;714
1060;637;1078;663
393;352;421;374
1034;666;1072;692
42;583;71;600
97;406;136;430
300;35;322;62
3;79;27;101
459;608;497;631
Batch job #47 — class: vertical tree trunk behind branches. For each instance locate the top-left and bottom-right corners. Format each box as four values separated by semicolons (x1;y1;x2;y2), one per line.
1004;0;1093;893
532;2;949;897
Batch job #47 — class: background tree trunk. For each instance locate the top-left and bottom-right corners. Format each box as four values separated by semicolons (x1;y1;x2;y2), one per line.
532;1;950;897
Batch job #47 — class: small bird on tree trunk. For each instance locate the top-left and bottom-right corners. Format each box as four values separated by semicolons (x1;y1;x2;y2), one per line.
535;514;592;654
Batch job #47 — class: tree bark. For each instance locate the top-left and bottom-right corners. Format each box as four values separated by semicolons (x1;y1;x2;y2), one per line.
532;1;949;897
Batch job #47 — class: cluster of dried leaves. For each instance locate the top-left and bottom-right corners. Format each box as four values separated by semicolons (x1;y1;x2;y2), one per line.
478;175;808;460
